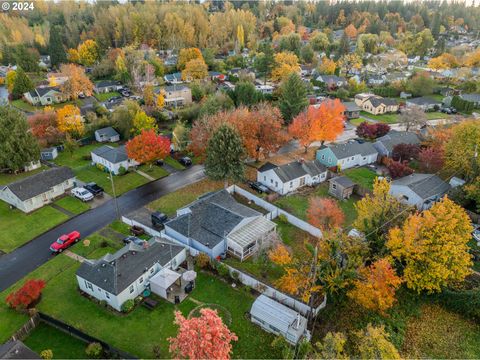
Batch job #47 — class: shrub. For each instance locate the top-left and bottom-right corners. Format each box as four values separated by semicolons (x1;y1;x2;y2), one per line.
230;270;240;281
81;154;92;161
432;288;480;322
98;300;107;308
6;279;46;310
118;166;127;175
95;163;105;172
277;214;288;223
386;160;414;179
392;143;420;162
85;342;103;359
121;299;135;313
195;253;210;269
40;349;53;360
217;263;230;278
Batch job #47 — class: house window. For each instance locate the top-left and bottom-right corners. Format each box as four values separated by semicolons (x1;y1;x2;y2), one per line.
300;177;305;186
363;157;366;160
264;176;266;181
402;195;409;201
139;277;144;284
270;179;273;184
275;181;278;187
321;154;325;160
290;181;293;188
105;292;110;299
332;183;337;190
97;287;102;293
328;158;332;163
85;281;93;291
150;268;154;274
351;156;354;160
129;285;134;293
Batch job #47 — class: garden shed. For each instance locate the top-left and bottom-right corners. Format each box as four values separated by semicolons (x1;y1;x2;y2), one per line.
328;176;356;200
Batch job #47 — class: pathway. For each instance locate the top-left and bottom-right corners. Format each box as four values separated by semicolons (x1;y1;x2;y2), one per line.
135;169;156;181
50;203;76;217
63;250;85;263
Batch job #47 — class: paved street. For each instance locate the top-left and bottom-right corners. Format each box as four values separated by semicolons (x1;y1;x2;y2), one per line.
0;165;205;292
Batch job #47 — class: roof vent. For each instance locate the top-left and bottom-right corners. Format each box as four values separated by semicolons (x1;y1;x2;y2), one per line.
101;263;106;267
132;251;136;255
110;261;115;265
122;254;127;258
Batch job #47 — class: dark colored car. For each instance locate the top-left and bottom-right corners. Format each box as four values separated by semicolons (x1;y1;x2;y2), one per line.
154;159;164;166
123;236;145;246
84;182;104;197
179;156;192;166
151;211;168;228
130;225;145;236
248;181;270;194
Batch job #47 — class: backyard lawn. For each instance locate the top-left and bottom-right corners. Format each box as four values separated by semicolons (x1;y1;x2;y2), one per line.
138;164;170;179
94;91;121;102
0;166;48;186
360;111;399;124
349;118;372;126
0;202;69;253
343;167;378;190
53;196;90;215
164;156;186;170
147;179;223;216
425;111;449;120
10;99;37;112
24;323;89;359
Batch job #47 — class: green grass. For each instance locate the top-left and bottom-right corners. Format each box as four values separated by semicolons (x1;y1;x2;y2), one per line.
343;167;377;190
274;183;359;228
0;202;69;253
24;323;88;359
147;179;223;216
164;156;186;170
10;99;37;112
137;164;169;179
53;196;90;215
360;111;399;124
0;166;48;186
94;91;121;102
349;118;372;126
54;144;103;169
425;111;449;120
10;99;85;112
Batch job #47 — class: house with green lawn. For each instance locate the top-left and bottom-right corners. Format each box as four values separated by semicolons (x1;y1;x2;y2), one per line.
316;142;378;170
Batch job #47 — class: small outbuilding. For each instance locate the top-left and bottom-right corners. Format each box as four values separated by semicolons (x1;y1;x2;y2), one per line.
95;127;120;143
250;295;311;345
329;176;356;200
40;147;58;161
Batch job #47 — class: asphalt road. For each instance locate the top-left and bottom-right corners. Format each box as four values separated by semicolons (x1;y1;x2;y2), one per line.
0;165;205;292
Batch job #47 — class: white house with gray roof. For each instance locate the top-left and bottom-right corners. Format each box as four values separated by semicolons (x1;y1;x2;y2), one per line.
91;145;137;175
24;86;65;106
316;142;378;170
373;131;421;158
389;173;451;210
164;190;276;261
94;127;120;143
0;167;75;213
76;238;186;311
257;160;328;195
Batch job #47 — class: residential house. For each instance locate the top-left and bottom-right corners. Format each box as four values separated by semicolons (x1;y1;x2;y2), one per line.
76;238;187;311
342;101;361;119
24;86;65;106
228;68;256;81
373;131;421;158
91;145;137;175
367;74;386;86
208;71;225;82
0;340;39;359
406;97;442;111
315;75;347;89
40;147;58;161
0;167;75;213
255;84;274;95
94;80;123;94
250;295;311;345
316;142;379;170
257;160;328;195
300;64;314;77
439;87;460;97
38;55;51;69
164;72;184;85
385;72;410;83
460;93;480;108
158;85;193;107
389;173;451;210
400;91;412;99
47;72;69;85
328;176;356;200
164;190;276;261
95;127;120;143
355;94;399;115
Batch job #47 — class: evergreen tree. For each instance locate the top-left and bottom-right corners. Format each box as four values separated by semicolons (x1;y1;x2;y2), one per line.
228;81;262;107
204;124;245;187
11;68;34;99
0;106;40;171
254;41;275;84
431;13;441;38
49;26;66;68
278;73;308;124
338;32;350;56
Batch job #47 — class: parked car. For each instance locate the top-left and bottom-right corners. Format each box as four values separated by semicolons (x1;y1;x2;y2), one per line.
151;211;168;228
248;180;271;194
108;96;122;103
473;227;480;244
71;187;94;202
123;236;145;246
84;182;104;197
50;231;81;253
154;159;164;166
130;225;145;236
120;90;131;97
179;156;192;166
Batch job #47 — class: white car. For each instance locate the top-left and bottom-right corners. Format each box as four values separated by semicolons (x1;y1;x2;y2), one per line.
71;187;94;202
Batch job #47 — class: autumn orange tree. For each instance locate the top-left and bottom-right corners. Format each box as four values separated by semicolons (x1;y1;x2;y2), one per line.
168;308;238;359
387;197;473;293
345;24;358;39
182;58;208;81
347;258;402;315
125;129;170;168
56;105;84;138
307;197;345;231
28;109;63;147
60;64;94;100
428;53;459;70
177;47;203;70
288;99;345;152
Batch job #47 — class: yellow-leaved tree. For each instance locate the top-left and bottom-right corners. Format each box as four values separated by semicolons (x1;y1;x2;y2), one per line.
271;52;300;82
387;197;473;293
132;110;157;135
56;105;84;138
182;58;208;81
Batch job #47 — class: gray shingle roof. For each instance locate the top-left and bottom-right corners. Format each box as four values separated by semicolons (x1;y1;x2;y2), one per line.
3;167;74;201
95;127;119;138
326;142;378;159
343;101;360;112
76;238;184;295
95;80;121;88
92;145;128;163
460;93;480;103
165;190;260;249
392;173;450;200
164;85;189;92
259;160;327;183
368;97;397;107
407;97;441;106
375;131;420;153
0;341;39;359
330;176;355;188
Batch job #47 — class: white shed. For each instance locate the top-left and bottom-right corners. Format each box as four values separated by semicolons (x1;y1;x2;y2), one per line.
149;267;181;299
250;295;311;345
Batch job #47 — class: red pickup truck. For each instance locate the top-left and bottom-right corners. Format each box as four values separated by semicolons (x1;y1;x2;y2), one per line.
50;231;81;253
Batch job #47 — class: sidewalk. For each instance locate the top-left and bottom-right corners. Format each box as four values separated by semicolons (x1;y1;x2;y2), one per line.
135;169;155;181
63;250;85;263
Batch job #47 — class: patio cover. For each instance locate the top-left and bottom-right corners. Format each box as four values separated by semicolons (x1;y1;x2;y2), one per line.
228;216;276;248
150;268;181;290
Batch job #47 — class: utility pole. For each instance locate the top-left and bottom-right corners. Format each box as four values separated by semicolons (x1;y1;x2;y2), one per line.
109;172;120;219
